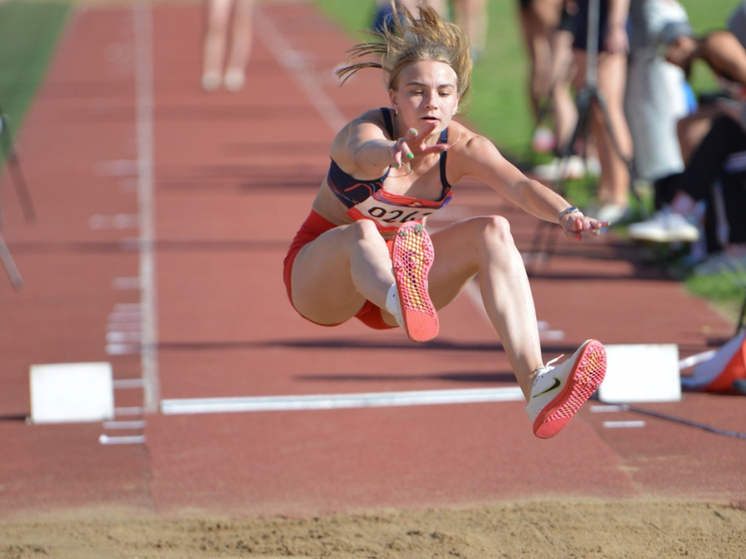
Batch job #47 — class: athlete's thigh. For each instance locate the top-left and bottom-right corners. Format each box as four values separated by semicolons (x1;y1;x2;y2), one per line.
290;225;366;323
427;219;484;309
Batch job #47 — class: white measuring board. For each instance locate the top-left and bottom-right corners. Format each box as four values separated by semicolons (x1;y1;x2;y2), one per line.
30;362;115;423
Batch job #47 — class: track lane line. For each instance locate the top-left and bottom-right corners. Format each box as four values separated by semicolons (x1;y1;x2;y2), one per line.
133;3;159;414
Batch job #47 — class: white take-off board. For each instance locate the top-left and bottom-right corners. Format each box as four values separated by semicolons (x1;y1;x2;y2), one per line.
30;362;115;423
598;344;681;403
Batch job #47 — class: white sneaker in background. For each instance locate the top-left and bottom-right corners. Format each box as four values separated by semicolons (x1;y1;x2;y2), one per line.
224;69;246;92
201;71;221;92
627;208;700;243
532;126;556;153
532;155;587;181
596;203;631;224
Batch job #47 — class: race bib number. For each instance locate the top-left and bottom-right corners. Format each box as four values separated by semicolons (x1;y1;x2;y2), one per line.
347;196;434;232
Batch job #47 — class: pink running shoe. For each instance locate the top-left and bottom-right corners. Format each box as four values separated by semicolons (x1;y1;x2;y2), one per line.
392;221;439;342
526;340;607;439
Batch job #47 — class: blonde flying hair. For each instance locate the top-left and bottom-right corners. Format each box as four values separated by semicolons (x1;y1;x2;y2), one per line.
336;2;472;109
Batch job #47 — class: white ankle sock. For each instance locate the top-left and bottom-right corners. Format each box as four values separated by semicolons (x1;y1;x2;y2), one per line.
385;283;404;328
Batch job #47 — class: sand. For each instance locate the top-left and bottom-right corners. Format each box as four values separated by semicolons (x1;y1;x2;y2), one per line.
2;500;746;558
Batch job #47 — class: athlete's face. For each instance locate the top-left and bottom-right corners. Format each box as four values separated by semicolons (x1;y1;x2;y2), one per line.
389;60;460;138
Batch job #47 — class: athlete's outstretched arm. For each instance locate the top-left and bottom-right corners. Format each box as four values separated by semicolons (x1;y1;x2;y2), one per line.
454;134;608;240
331;114;449;179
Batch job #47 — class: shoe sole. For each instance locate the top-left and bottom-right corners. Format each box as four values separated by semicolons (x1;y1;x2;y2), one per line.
533;340;607;439
392;222;439;342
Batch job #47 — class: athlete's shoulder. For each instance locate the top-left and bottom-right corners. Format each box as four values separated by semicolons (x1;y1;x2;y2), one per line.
351;108;390;129
447;121;496;156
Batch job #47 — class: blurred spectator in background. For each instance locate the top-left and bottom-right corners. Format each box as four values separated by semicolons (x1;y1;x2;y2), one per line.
372;1;447;32
628;13;746;273
519;0;577;156
727;0;746;48
625;0;693;188
570;0;634;224
528;1;589;180
657;21;746;161
628;114;746;273
373;2;487;63
452;0;488;61
202;0;254;92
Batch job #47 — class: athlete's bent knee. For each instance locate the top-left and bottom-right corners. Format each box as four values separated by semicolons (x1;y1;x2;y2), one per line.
481;215;514;245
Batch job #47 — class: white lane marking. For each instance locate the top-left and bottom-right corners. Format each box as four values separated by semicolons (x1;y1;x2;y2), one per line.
603;420;646;429
113;378;145;389
103;420;145;429
255;5;347;134
591;404;628;413
99;434;146;445
133;3;159;414
679;350;716;370
112;277;141;290
115;406;144;416
106;321;141;333
89;213;139;230
106;331;142;344
93;159;139;177
106;343;140;355
161;387;525;415
114;302;141;312
108;311;141;322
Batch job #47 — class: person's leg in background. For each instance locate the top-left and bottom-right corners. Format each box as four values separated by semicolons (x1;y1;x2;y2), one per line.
593;47;633;211
202;0;233;91
571;0;634;223
549;4;578;155
518;0;559;143
452;0;488;61
223;0;254;91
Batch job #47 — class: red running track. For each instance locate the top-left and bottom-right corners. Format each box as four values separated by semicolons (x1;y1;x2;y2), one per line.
0;1;744;519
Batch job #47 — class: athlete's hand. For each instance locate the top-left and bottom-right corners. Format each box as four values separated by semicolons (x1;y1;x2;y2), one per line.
560;212;609;241
391;121;449;169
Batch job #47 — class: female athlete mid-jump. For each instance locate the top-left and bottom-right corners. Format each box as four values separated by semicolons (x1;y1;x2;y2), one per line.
283;4;608;439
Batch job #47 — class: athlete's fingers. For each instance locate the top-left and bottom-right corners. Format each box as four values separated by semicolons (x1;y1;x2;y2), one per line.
588;219;609;235
392;137;407;168
409;121;449;155
579;216;609;236
563;216;610;240
399;138;414;161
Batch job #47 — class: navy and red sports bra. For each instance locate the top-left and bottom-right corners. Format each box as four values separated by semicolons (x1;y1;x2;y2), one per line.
326;108;453;232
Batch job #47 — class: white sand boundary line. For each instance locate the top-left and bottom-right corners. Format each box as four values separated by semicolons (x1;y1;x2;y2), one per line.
161;387;524;415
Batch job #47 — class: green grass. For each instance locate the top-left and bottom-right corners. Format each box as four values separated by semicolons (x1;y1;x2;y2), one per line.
0;1;71;139
687;269;746;326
